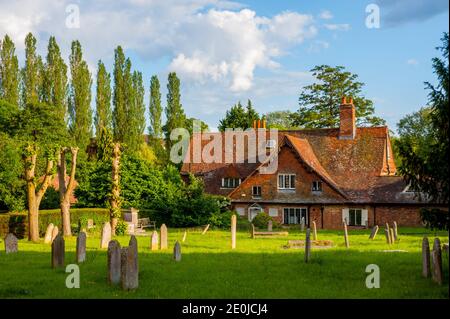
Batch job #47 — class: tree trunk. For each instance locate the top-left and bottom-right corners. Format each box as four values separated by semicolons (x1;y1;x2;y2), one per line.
28;200;39;242
110;143;121;236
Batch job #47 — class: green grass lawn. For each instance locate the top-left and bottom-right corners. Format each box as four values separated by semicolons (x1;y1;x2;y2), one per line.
0;227;448;299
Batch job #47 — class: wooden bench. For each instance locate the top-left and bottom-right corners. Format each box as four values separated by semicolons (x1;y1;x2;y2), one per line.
137;218;156;231
251;224;288;238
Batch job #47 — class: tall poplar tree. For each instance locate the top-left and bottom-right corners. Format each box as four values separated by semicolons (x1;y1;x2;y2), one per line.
95;60;112;135
125;70;145;154
149;75;162;138
21;33;41;106
68;40;92;153
112;46;127;142
163;72;186;153
43;36;68;122
0;34;20;107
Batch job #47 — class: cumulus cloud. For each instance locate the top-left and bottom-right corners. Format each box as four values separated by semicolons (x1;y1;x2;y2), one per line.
324;23;351;31
319;10;333;20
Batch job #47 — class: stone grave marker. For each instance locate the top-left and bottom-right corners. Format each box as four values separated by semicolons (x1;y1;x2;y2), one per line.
44;223;55;244
305;228;311;263
384;228;390;244
231;214;237;249
431;238;443;285
268;220;273;232
121;236;139;290
422;237;430;278
300;217;305;232
51;226;59;242
393;221;398;241
160;224;168;249
369;225;379;240
385;223;391;244
4;233;18;254
76;231;87;263
312;221;318;240
100;222;112;248
202;224;210;235
51;234;65;268
343;222;349;248
108;240;121;284
174;241;181;261
151;231;158;250
182;230;187;243
389;228;395;244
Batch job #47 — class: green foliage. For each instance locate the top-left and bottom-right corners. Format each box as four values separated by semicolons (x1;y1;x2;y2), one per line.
40;187;60;210
0;34;20;106
125;70;146;154
397;33;449;204
218;100;260;131
252;211;273;229
149;75;162;138
21;32;41;106
163;72;186;153
115;220;128;236
95;60;112;135
113;46;127;142
291;65;385;128
208;210;234;229
420;208;449;231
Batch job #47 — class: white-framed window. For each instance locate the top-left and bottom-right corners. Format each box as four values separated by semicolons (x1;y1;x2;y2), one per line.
283;208;307;224
221;177;241;188
252;186;262;198
342;208;368;226
236;207;245;216
312;181;323;192
268;208;278;217
278;174;296;189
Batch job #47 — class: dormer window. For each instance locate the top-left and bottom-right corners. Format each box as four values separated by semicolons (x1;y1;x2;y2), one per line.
278;174;295;190
312;181;323;192
221;177;241;189
252;186;262;198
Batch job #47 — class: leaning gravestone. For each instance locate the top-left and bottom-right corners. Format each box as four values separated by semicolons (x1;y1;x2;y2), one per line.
393;221;398;241
76;231;87;263
431;238;443;285
231;214;237;249
4;233;18;254
369;225;379;240
305;228;311;263
343;222;349;248
160;224;168;249
384;227;390;244
51;226;59;243
51;234;65;268
422;237;431;278
268;220;273;232
312;221;318;241
182;230;187;243
174;241;181;261
100;222;112;248
151;231;159;250
389;228;395;244
44;223;55;244
108;240;121;285
121;236;139;290
202;224;210;235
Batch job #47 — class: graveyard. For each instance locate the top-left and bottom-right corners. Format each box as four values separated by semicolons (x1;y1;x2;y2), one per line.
0;226;448;299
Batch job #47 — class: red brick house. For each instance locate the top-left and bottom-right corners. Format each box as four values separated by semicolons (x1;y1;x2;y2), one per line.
181;97;443;229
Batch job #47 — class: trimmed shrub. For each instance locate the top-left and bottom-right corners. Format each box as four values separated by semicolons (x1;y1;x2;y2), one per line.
115;220;128;236
252;212;273;229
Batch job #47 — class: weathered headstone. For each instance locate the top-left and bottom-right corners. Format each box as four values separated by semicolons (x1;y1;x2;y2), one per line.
389;228;395;244
121;236;139;290
51;234;65;268
182;230;187;243
305;228;311;263
312;221;317;241
151;231;158;250
100;222;112;248
107;240;121;284
231;214;237;249
343;222;349;248
422;237;431;278
51;226;59;242
250;223;255;239
160;224;168;249
76;231;87;263
268;220;273;232
300;217;305;232
384;227;390;244
202;224;210;235
174;241;181;261
4;233;18;254
369;225;379;240
44;223;55;244
431;238;443;285
393;221;398;241
385;223;391;244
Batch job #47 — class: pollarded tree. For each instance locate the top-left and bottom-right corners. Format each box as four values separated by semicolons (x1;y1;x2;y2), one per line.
0;34;20;107
109;142;122;235
291;65;385;128
57;147;79;236
95;60;112;135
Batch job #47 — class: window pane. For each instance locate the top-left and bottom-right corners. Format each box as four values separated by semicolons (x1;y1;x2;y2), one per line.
356;210;362;225
279;175;283;188
290;175;295;188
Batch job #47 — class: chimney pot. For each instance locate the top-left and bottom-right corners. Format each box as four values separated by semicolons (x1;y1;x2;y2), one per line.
339;96;356;140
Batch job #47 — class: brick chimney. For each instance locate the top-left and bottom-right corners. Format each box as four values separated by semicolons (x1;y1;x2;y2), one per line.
339;96;356;140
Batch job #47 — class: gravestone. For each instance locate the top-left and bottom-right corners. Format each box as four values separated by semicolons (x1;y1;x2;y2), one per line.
108;240;121;284
76;231;87;263
343;222;349;248
4;233;18;254
389;228;395;244
305;228;311;263
44;223;55;244
121;236;139;290
124;208;139;229
369;225;379;240
385;223;391;244
87;219;94;229
160;224;168;249
174;241;181;261
182;230;187;243
384;228;390;244
250;223;255;239
268;220;273;232
312;221;318;241
300;217;305;232
431;238;443;285
202;224;210;235
422;237;431;278
151;231;158;250
51;226;59;242
100;222;112;248
393;221;398;241
51;234;65;268
231;215;237;249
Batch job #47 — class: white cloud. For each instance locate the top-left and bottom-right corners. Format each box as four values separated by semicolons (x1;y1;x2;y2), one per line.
406;58;419;65
308;40;330;53
324;23;351;31
319;10;333;20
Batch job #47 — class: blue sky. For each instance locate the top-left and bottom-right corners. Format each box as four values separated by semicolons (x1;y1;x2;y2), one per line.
0;0;448;133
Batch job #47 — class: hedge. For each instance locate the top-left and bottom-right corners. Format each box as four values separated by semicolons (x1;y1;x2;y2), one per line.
0;208;110;239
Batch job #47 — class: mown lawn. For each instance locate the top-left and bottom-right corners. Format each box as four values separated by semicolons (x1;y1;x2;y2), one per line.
0;227;448;299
